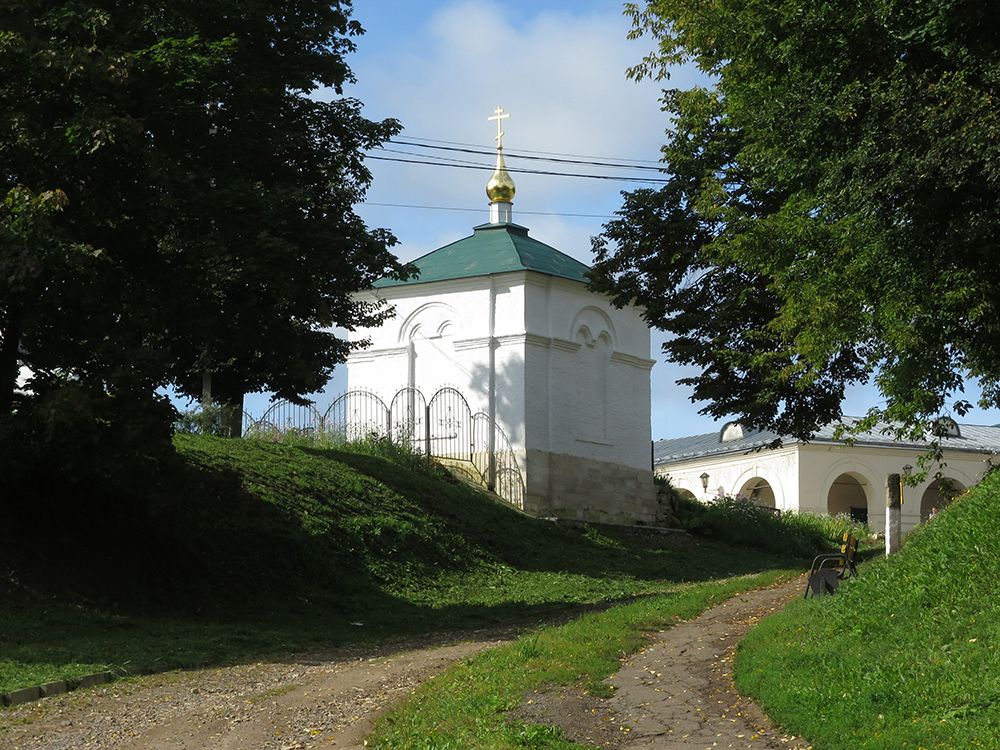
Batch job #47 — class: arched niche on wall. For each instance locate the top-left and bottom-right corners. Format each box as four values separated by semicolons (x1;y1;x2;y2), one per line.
920;477;965;522
572;325;612;442
827;472;870;524
399;302;466;392
569;306;617;350
397;301;462;345
737;477;776;508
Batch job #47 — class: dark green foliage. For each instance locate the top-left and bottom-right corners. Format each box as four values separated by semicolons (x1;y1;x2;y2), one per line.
737;474;1000;748
1;381;178;533
174;402;246;437
592;1;1000;439
653;473;686;526
0;1;405;456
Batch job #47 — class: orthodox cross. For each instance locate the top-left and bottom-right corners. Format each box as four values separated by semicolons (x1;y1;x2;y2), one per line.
488;105;510;149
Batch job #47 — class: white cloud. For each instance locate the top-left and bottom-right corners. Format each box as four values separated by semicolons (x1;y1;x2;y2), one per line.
347;0;675;262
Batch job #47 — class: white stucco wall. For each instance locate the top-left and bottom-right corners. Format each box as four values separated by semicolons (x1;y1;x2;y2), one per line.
348;271;653;467
797;443;990;533
347;278;512;433
347;268;657;523
522;276;653;470
656;446;799;511
656;439;994;534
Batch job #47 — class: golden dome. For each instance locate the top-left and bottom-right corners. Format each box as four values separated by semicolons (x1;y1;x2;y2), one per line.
486;149;516;203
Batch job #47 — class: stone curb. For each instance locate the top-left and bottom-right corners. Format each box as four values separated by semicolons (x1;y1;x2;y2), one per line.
1;670;113;708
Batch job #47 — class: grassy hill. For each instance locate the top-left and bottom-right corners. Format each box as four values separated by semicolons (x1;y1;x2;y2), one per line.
0;435;797;694
736;469;1000;749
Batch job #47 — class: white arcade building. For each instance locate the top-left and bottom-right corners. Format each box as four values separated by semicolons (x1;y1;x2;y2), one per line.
347;108;657;524
654;417;1000;534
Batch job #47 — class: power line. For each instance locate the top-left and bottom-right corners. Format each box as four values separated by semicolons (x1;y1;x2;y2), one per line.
386;139;666;172
379;146;494;168
360;201;616;219
399;134;664;165
365;155;670;183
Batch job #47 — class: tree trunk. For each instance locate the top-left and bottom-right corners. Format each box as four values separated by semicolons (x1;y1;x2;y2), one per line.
0;307;24;416
221;392;244;438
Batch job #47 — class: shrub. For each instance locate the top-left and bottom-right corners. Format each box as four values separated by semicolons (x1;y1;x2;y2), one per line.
678;495;868;557
174;401;241;437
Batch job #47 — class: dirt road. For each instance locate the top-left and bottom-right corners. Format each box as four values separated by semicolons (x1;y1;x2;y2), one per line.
0;629;512;750
1;579;809;750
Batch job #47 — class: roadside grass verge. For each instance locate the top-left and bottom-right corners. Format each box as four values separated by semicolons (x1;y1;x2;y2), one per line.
0;435;801;695
736;471;1000;749
369;569;798;749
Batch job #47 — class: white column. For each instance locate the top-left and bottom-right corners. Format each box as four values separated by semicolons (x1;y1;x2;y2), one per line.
886;473;902;555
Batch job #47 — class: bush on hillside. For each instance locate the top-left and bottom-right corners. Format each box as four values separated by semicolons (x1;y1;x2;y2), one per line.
653;474;689;526
677;494;870;557
0;380;178;523
174;402;242;437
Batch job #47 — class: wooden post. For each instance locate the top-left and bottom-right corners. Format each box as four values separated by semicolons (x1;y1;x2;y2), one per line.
886;473;902;556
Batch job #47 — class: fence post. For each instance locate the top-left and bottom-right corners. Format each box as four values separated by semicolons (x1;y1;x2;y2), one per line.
487;417;497;491
424;401;431;457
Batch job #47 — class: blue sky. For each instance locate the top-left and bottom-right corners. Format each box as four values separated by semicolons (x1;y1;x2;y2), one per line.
242;0;1000;438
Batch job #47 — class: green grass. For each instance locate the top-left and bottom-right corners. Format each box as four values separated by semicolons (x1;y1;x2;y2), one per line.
0;434;799;695
368;569;798;749
736;470;1000;749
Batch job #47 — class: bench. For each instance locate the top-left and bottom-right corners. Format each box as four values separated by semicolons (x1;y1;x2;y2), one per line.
804;532;859;598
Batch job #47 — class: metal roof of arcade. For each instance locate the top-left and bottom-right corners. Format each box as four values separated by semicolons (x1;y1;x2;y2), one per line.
653;417;1000;465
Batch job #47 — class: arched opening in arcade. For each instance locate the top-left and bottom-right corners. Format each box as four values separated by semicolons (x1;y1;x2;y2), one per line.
920;478;965;522
738;477;776;508
827;473;869;524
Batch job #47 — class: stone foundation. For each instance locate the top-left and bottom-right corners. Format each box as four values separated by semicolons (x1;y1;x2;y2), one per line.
523;450;658;525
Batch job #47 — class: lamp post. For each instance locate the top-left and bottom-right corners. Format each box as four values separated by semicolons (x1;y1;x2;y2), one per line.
700;472;710;500
901;463;913;506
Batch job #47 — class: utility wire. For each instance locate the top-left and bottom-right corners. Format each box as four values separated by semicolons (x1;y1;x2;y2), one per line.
365;155;670;184
399;134;664;165
379;146;495;167
375;144;662;174
386;139;666;172
360;201;616;219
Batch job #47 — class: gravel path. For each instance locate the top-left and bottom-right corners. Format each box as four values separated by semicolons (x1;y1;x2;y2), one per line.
514;577;812;749
0;628;515;750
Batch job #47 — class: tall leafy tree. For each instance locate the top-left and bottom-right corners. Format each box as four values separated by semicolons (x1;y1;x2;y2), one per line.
592;0;1000;439
0;1;403;433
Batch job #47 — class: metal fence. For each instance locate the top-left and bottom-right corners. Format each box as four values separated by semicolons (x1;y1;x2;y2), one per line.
241;386;524;510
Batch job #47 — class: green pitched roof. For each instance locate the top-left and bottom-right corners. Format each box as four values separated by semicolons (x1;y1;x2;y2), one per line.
374;222;590;288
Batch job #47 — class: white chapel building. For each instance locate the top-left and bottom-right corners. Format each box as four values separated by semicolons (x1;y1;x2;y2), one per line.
347;108;657;524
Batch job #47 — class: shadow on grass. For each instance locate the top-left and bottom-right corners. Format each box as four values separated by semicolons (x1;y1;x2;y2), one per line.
321;448;803;582
0;437;804;694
